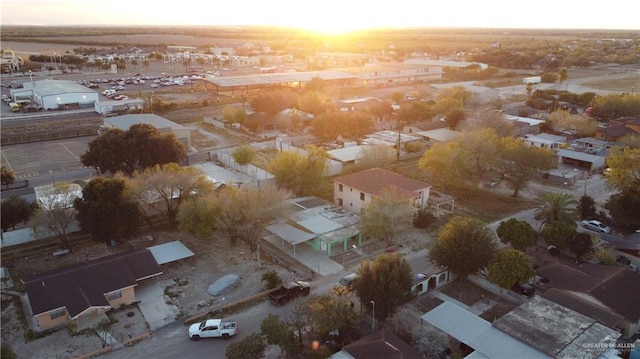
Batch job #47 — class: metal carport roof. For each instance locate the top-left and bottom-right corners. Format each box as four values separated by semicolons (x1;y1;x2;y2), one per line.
147;241;195;265
266;222;316;245
203;71;357;88
421;301;550;359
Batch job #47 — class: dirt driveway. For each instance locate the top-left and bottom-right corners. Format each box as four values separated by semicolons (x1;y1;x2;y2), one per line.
1;228;292;358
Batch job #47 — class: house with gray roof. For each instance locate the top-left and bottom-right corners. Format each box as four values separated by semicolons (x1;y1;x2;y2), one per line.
22;249;162;331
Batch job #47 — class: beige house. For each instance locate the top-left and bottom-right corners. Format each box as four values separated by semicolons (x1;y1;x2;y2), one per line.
332;167;431;214
22;249;162;331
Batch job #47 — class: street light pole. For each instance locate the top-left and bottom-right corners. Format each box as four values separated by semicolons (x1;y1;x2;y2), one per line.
352;244;363;268
370;300;375;332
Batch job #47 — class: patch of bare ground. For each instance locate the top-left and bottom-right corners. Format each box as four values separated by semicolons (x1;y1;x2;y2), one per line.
1;228;291;358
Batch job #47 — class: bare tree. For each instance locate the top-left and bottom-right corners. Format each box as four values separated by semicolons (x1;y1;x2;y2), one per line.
127;163;214;228
358;186;416;246
31;182;81;250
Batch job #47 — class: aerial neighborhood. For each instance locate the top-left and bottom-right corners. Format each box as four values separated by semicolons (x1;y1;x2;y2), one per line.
1;23;640;359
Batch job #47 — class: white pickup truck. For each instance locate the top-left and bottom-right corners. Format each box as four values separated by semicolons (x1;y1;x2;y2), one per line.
188;319;238;340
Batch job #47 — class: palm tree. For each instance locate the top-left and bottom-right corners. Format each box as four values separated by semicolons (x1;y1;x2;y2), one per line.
534;191;578;228
558;67;568;90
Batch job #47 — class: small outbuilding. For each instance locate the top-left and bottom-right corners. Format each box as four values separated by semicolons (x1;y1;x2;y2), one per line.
103;114;191;150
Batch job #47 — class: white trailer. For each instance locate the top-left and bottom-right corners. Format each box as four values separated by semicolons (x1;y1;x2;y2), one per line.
523;76;541;84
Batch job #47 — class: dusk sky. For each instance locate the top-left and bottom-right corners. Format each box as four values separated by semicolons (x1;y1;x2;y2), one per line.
2;0;639;33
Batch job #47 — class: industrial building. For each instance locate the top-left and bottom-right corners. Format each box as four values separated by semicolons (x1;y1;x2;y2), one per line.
10;79;98;111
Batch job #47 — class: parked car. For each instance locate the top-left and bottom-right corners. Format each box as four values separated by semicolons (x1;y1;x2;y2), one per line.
269;281;310;305
188;318;238;340
337;273;359;289
581;219;612;234
512;282;535;297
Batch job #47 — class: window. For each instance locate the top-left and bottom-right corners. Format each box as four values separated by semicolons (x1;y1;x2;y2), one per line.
338;184;343;192
338;198;343;206
360;192;365;201
106;290;122;301
50;308;66;320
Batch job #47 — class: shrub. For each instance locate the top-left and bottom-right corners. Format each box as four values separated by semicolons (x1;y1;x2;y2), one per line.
261;270;282;289
413;209;436;228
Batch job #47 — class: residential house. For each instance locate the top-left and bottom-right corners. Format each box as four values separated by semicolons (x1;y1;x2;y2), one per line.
522;133;567;149
594;118;640;143
422;297;622;359
536;262;640;338
333;168;431;214
264;197;361;257
22;249;162;331
329;328;422;359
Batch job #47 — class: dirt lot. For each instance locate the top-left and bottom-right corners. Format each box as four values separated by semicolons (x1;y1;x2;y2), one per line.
1;228;292;359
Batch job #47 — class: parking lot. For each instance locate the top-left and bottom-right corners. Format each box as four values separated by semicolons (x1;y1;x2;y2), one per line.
0;136;95;180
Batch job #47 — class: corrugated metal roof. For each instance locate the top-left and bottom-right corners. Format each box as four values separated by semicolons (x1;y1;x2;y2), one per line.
327;145;364;162
266;222;316;245
558;149;604;163
147;241;195;265
298;215;342;234
205;71;357;87
105;114;188;131
421;301;550;359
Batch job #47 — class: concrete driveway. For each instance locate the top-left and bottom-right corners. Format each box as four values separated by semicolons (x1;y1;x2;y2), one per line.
136;279;180;331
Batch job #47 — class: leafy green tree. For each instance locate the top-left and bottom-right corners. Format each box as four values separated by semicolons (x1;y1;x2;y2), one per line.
297;91;328;115
534;191;578;228
437;86;472;104
429;215;498;276
457;128;500;181
605;189;640;231
418;141;472;192
578;195;597;220
311;110;374;141
540;221;577;252
358;186;416;246
260;270;283;290
605;147;640;193
177;195;221;239
1;166;16;188
395;101;434;124
249;89;298;115
548;111;598;138
225;332;266;359
496;137;555;197
214;185;291;253
496;218;537;251
487;249;535;289
354;144;396;171
306;294;360;345
128;163;213;227
354;252;414;322
81;124;186;175
260;314;296;353
433;97;465;129
222;106;247;125
567;232;594;261
1;195;38;236
269;145;330;197
74;177;140;244
232;145;257;166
